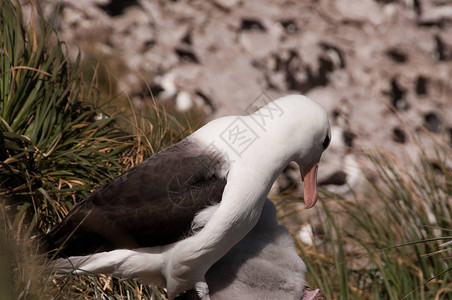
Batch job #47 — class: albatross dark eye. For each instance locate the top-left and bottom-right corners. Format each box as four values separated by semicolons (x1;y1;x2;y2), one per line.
322;134;331;149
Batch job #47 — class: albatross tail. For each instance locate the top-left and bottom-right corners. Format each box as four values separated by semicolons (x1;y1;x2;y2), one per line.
50;248;167;287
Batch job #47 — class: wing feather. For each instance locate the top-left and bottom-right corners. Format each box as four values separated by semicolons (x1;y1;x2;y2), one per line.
44;139;227;257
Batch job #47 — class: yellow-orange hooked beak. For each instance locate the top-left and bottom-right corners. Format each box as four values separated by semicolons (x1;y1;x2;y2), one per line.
302;164;319;209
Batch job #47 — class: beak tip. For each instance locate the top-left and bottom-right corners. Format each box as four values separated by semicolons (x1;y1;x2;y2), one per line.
304;195;318;209
302;163;319;209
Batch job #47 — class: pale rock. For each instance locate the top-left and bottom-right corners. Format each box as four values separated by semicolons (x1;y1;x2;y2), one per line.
175;91;193;112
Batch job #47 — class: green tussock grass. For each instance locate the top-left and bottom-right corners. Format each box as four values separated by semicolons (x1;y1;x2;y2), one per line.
277;144;452;300
0;1;200;298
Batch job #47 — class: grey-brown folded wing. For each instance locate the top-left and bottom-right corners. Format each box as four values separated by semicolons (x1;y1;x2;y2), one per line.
44;139;227;257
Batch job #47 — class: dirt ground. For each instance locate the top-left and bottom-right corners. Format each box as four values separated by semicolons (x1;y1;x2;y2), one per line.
39;0;452;194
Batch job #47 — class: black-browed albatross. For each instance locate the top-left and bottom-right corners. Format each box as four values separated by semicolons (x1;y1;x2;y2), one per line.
44;94;331;299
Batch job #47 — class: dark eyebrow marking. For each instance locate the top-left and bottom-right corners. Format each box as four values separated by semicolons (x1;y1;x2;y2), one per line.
323;134;331;149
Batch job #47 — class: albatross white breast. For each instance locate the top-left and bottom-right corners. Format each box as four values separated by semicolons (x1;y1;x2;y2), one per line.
44;94;331;299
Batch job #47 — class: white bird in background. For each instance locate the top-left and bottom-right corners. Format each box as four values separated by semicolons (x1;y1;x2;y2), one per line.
44;95;331;299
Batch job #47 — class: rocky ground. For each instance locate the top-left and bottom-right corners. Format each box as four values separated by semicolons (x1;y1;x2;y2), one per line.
38;0;452;197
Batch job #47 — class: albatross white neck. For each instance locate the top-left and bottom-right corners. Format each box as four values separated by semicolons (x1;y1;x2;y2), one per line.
163;95;330;298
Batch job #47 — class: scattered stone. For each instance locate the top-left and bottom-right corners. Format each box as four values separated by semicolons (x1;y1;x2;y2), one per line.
320;43;346;68
195;90;216;113
318;170;347;186
385;78;408;110
239;19;266;32
279;19;298;34
449;128;452;147
142;39;156;52
434;35;452;61
181;31;192;45
424;112;443;133
297;224;314;245
392;127;407;144
415;76;428;96
386;48;408;63
342;130;356;147
175;48;199;63
148;84;165;98
213;0;240;11
175;91;193;112
97;0;139;17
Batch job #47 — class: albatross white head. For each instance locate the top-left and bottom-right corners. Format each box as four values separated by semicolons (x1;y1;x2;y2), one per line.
197;94;331;210
268;95;331;208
